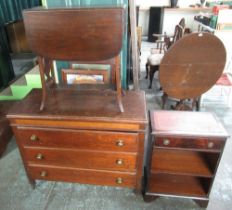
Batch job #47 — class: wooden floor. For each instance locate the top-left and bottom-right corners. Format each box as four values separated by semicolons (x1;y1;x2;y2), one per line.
0;41;231;210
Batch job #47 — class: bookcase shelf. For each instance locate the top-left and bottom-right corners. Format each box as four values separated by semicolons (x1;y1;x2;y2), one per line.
151;149;219;177
148;173;210;198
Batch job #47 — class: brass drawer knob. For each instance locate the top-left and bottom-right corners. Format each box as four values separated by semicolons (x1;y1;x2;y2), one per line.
116;140;124;147
208;142;214;148
116;177;123;184
116;159;124;165
163;139;170;146
40;171;47;177
36;153;44;160
30;134;38;141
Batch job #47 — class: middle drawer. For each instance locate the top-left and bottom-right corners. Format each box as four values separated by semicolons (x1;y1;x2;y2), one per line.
24;147;137;172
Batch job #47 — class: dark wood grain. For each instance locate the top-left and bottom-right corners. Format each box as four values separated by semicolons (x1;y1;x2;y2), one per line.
14;127;139;152
151;111;228;138
154;137;224;152
8;89;147;126
24;147;137;172
151;149;218;177
23;7;125;61
28;164;136;188
23;7;126;112
159;33;226;99
147;174;210;198
144;110;228;207
8;89;147;191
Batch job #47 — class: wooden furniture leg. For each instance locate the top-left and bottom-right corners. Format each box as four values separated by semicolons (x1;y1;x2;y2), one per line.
44;58;54;87
28;177;36;189
148;65;155;89
38;56;47;111
148;65;159;89
145;63;149;79
162;93;168;109
115;55;124;112
175;100;185;110
143;195;159;202
38;57;54;111
195;97;201;111
193;199;209;208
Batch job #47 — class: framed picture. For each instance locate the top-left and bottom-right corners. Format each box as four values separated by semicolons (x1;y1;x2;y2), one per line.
61;69;110;85
70;59;116;84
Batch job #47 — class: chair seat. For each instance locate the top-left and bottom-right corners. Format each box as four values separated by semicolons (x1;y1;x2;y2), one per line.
147;53;164;66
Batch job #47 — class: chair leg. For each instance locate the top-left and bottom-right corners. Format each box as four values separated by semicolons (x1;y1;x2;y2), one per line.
38;56;47;111
162;92;168;109
196;97;201;111
149;65;159;89
148;65;155;89
115;55;124;112
145;63;149;79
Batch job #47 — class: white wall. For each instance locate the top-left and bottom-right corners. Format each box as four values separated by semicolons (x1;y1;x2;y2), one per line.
136;0;200;8
162;10;201;35
137;0;206;36
136;0;169;7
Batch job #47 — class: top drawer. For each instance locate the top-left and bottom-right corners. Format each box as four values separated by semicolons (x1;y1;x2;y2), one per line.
14;127;138;152
154;136;225;151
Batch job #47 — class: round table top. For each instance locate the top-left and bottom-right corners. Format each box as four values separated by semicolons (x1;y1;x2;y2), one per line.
159;32;226;99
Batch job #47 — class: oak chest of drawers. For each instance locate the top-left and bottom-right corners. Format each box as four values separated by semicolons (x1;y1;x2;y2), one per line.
144;111;229;207
7;89;147;190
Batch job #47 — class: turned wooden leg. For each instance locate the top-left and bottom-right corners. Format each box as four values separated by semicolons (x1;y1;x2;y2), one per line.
175;100;185;110
28;178;36;189
162;93;168;109
143;195;159;202
145;63;149;79
38;56;47;111
115;55;124;112
193;199;209;208
44;58;54;87
196;96;201;111
148;65;155;89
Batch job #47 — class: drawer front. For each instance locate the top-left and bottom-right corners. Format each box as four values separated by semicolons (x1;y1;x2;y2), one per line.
28;165;136;188
154;137;224;151
24;147;137;172
14;127;138;152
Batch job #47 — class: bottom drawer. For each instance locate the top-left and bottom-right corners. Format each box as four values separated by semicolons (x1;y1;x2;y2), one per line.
28;164;136;188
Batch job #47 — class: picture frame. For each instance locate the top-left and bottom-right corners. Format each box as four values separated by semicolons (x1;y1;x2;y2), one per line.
70;59;116;84
61;69;110;85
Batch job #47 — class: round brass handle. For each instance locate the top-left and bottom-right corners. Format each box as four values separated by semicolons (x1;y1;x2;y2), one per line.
116;177;123;184
30;134;38;141
116;159;124;165
116;140;124;147
208;142;214;148
36;153;44;160
40;171;47;177
163;139;170;146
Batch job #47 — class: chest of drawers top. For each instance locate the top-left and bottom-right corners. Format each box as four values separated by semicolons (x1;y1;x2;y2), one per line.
7;89;147;132
150;111;228;138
